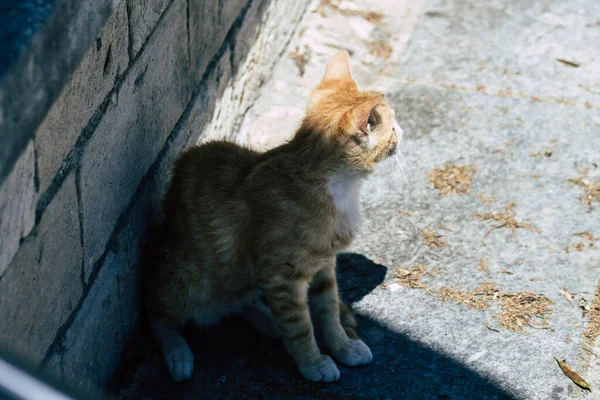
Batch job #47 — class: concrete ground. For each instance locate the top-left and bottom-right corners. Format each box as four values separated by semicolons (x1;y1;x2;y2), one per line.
110;0;600;399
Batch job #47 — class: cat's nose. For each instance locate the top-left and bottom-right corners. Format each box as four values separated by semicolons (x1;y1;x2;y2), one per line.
387;138;398;156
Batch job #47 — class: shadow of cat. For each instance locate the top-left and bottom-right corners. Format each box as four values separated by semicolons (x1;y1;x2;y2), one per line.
110;253;516;400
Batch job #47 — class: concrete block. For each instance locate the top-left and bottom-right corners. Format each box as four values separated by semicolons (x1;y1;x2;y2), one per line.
229;0;269;72
0;0;119;186
79;0;191;280
200;0;306;143
102;49;233;338
187;47;233;143
50;251;126;394
35;0;129;193
396;0;600;106
0;141;36;277
0;173;83;365
127;0;171;59
189;0;247;83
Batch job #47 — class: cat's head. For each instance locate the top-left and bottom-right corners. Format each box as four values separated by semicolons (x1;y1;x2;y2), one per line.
305;50;403;172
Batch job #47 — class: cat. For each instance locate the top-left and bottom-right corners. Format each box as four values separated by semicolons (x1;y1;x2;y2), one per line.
146;50;403;383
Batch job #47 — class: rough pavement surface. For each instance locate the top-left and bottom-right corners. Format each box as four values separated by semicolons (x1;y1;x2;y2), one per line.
110;0;600;399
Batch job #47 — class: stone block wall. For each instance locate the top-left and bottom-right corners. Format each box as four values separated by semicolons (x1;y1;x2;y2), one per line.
0;0;307;394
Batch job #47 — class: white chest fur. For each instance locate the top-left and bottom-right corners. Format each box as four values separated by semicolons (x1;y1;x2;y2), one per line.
328;172;362;236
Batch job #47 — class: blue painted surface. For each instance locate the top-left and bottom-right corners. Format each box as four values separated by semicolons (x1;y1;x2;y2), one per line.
0;0;58;79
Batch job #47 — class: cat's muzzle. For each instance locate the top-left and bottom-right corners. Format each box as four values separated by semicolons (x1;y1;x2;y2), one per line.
386;140;398;157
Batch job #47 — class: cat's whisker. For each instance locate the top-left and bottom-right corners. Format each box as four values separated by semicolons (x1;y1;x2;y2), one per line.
395;155;408;183
397;151;411;174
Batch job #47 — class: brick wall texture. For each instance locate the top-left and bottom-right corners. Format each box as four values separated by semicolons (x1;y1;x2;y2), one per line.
0;0;307;394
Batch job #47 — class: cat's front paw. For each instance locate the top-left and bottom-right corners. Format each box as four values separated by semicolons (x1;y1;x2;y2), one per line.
333;339;373;367
298;355;340;382
164;342;194;382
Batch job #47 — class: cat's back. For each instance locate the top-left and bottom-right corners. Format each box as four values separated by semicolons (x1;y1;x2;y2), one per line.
173;140;260;196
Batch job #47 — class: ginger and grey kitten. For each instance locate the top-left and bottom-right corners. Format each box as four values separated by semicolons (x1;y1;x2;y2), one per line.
146;50;403;382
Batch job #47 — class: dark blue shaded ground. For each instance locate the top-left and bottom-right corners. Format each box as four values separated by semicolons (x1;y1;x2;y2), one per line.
110;254;515;399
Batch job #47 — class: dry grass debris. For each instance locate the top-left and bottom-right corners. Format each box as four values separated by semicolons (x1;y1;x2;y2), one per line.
530;147;554;159
439;282;499;311
566;231;597;252
497;291;553;334
566;242;586;253
317;0;384;23
440;282;553;334
569;169;600;211
475;193;497;206
478;257;490;275
369;40;393;59
394;264;439;295
474;202;540;245
584;281;600;345
288;46;311;77
429;164;477;196
422;229;447;249
574;231;599;242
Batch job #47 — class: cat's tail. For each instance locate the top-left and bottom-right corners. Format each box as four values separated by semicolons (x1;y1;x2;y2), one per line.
339;300;359;339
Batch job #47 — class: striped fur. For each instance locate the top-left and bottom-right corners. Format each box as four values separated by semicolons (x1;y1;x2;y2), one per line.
145;50;401;382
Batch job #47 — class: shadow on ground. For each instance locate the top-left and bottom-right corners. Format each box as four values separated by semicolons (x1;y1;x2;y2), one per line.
109;254;515;399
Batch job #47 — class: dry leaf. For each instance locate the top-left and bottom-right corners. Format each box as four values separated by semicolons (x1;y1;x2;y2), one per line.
559;287;574;304
556;59;581;68
438;225;455;232
498;269;514;275
554;358;592;391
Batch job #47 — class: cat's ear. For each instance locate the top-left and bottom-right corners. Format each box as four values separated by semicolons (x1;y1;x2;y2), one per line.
351;94;385;136
322;50;355;84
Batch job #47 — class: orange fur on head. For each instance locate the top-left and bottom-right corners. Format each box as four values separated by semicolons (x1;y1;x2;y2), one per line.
303;50;399;172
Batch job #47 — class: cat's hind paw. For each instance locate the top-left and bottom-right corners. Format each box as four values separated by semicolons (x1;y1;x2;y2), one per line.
165;342;194;382
298;355;340;382
333;339;373;367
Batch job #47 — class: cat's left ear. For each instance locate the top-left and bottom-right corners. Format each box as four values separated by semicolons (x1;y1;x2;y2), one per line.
322;50;356;84
351;94;384;136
